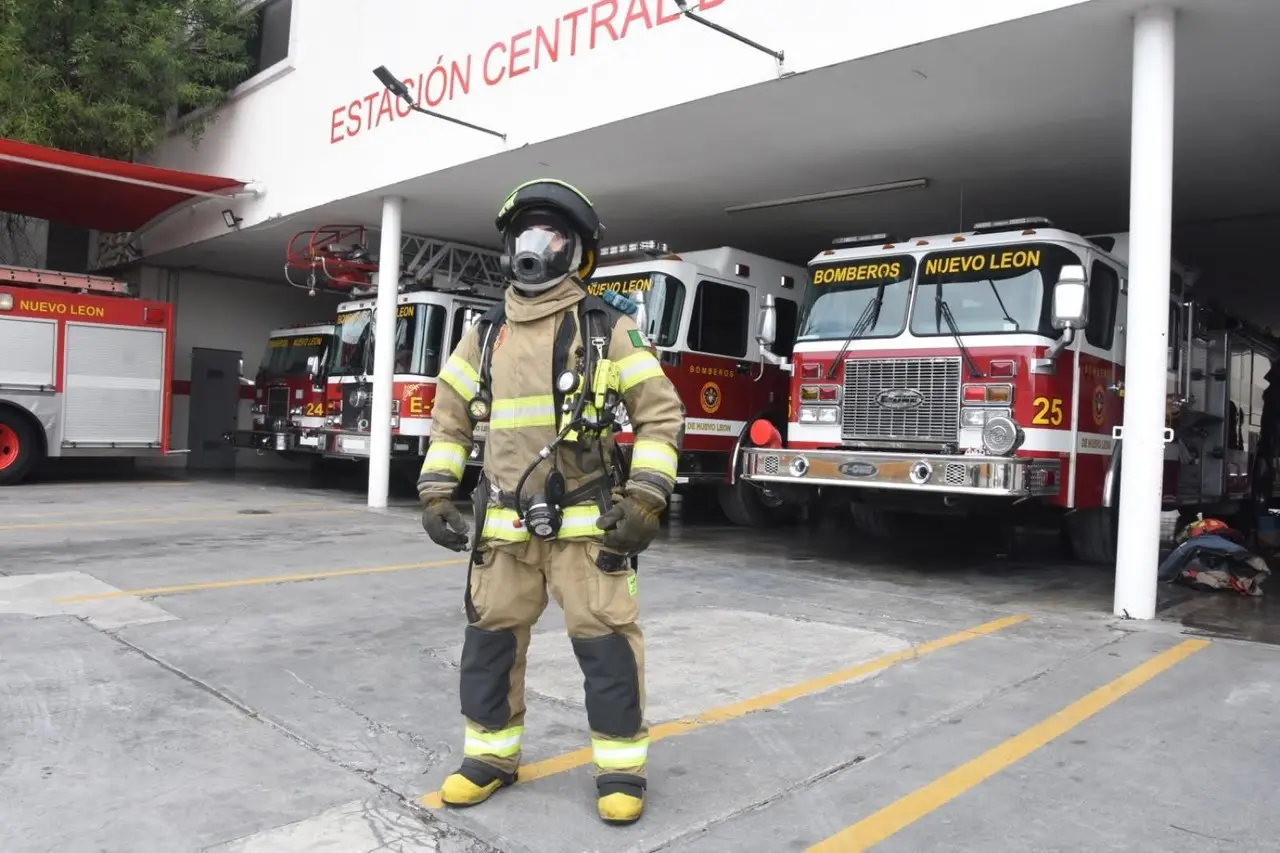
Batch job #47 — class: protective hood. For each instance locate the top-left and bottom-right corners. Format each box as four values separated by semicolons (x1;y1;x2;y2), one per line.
504;275;586;323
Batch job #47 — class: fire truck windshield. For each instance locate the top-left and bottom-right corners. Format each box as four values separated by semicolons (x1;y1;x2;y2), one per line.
261;334;330;379
585;272;684;347
330;309;372;377
909;243;1082;338
328;304;448;377
798;256;915;341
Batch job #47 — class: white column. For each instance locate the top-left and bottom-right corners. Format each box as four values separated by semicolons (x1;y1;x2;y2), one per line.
367;195;404;509
1115;5;1176;620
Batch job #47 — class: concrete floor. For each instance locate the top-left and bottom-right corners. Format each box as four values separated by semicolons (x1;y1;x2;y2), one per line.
2;466;1279;853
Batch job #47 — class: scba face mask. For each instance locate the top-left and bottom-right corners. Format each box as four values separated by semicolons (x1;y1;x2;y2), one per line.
504;220;582;293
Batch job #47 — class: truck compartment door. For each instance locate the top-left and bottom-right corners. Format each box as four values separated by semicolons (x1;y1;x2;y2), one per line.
0;316;56;389
62;322;165;446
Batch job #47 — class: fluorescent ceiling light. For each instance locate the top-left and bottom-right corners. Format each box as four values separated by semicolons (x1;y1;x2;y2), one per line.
724;178;929;214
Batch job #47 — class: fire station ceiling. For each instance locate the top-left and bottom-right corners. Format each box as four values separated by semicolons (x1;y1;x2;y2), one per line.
157;0;1280;325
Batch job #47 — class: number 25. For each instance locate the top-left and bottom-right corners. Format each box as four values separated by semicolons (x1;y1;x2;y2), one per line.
1032;396;1063;426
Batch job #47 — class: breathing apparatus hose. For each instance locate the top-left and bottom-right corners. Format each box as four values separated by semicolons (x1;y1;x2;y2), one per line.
511;325;598;516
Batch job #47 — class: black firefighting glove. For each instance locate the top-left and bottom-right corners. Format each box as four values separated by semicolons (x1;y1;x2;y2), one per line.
595;484;665;554
421;496;470;552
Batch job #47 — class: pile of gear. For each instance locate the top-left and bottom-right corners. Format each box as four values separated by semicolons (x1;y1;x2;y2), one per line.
1157;515;1272;596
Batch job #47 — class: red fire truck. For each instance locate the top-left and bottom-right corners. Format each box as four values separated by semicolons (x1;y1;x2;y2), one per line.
588;242;809;525
0;264;175;485
284;225;502;490
736;219;1280;562
229;322;335;456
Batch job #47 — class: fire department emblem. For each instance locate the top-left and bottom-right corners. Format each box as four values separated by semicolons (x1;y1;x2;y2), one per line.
1092;386;1107;426
701;381;722;414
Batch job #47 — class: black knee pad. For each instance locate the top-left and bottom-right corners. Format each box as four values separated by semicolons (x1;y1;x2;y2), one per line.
459;625;517;729
571;632;641;737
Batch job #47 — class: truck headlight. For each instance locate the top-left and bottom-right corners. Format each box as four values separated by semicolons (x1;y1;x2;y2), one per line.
799;406;840;424
290;406;303;417
982;415;1022;455
962;406;1011;428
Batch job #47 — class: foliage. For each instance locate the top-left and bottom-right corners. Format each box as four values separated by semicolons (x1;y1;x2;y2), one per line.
0;0;258;160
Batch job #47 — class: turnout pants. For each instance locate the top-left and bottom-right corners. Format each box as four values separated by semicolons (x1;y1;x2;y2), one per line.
458;537;648;780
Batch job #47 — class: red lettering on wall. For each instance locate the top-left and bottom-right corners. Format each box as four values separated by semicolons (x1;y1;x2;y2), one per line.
563;7;589;55
510;29;533;77
535;21;561;68
483;41;507;85
328;0;733;143
330;106;346;144
620;0;654;38
655;0;681;25
375;90;396;127
590;0;620;49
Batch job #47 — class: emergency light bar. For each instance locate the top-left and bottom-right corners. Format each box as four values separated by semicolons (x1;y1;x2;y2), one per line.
597;241;673;266
599;241;669;258
832;233;893;248
971;217;1055;234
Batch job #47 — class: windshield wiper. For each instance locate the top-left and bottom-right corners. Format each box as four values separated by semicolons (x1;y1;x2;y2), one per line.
825;284;885;380
934;284;985;378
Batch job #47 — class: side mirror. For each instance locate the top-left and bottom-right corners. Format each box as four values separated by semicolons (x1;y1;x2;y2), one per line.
238;357;254;386
1052;265;1089;330
756;293;777;349
631;289;649;339
305;354;321;378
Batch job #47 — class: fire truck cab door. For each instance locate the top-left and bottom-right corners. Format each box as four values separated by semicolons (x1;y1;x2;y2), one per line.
681;277;764;436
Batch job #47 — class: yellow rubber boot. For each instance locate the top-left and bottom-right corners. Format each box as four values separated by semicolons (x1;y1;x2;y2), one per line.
596;773;646;825
438;759;517;808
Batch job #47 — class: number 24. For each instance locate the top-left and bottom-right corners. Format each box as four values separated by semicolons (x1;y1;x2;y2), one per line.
1032;396;1064;426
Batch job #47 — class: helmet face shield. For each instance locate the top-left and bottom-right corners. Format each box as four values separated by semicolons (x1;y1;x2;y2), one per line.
503;212;580;291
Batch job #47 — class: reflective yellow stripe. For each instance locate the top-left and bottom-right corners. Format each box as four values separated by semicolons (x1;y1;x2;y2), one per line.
439;353;481;399
631;439;678;480
481;507;529;542
591;736;650;769
491;395;557;430
477;506;601;542
558;506;603;539
420;441;467;478
464;724;524;758
615;351;664;393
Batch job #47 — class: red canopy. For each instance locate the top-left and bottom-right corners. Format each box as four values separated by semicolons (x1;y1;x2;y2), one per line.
0;137;248;233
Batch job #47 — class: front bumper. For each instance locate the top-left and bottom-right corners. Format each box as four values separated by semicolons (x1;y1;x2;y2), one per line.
325;431;426;460
226;429;324;453
739;446;1061;498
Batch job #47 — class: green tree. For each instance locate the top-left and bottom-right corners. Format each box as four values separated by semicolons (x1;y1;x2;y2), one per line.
0;0;258;160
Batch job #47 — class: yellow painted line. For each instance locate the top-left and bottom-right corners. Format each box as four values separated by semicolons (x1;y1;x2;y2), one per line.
420;614;1029;808
0;499;332;521
51;557;468;603
807;637;1211;852
0;506;360;531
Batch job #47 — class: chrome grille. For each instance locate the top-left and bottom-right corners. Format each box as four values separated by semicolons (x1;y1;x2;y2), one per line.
842;357;961;444
944;463;970;486
267;386;289;419
761;455;780;476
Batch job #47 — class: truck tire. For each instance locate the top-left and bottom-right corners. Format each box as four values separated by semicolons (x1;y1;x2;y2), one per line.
848;501;905;539
718;479;795;527
1065;506;1117;564
0;409;41;486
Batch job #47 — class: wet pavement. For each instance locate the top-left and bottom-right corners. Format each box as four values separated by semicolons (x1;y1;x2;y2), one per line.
2;466;1279;852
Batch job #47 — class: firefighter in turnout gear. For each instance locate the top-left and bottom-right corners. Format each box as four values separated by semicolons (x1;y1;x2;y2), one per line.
417;179;684;825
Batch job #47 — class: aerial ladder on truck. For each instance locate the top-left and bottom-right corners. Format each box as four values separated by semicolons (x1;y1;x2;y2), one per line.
283;224;504;492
